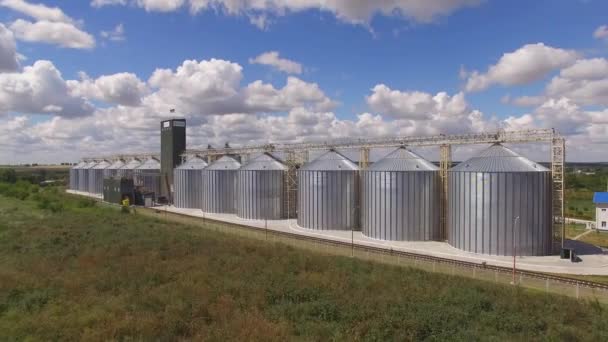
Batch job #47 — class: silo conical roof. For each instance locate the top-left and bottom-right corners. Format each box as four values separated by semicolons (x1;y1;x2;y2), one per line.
369;147;438;171
206;155;241;170
240;153;287;171
92;160;111;169
83;161;98;169
136;158;160;170
72;161;87;169
301;150;359;171
106;159;126;170
451;144;549;172
176;156;208;170
123;159;142;169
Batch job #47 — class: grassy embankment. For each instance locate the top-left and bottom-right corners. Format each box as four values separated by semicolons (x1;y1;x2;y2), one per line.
2;183;608;340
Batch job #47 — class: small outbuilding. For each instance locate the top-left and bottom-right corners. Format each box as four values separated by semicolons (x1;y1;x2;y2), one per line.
593;192;608;230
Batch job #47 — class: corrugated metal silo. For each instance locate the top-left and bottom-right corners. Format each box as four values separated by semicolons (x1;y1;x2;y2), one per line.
297;150;359;230
134;158;161;196
236;153;287;220
201;155;241;213
89;160;111;194
448;143;552;256
69;161;86;190
78;161;96;192
361;147;440;241
174;156;208;208
103;159;126;179
117;159;142;179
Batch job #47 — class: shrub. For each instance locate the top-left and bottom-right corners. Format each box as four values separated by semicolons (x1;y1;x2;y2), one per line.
0;168;17;183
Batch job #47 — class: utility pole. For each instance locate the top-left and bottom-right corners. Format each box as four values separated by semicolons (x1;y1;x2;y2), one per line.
512;216;520;285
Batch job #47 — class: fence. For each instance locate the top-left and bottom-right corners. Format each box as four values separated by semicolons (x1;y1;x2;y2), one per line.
133;206;608;304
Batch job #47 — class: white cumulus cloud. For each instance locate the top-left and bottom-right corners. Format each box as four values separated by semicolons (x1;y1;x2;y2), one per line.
136;0;185;12
0;60;94;117
2;0;96;49
91;0;127;7
9;19;96;49
100;23;125;42
0;0;74;23
68;72;148;106
249;51;302;74
594;25;608;41
145;58;335;116
0;23;19;72
366;84;468;120
464;43;579;92
91;0;482;28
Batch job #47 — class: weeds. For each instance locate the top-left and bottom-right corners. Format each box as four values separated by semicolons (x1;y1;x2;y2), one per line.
1;186;608;340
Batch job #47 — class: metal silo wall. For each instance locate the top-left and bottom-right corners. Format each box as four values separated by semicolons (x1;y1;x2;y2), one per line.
78;169;89;192
69;169;78;190
103;169;118;179
448;171;552;256
201;170;236;213
236;170;284;220
89;169;105;194
116;169;134;179
173;169;185;208
297;170;358;230
361;171;440;241
174;169;203;209
134;170;161;196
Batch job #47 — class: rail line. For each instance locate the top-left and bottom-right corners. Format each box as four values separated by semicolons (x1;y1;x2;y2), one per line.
138;206;608;292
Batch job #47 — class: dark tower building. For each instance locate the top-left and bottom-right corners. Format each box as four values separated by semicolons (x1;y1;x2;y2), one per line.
160;119;186;200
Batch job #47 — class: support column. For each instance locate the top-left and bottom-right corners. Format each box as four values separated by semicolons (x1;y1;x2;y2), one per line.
359;147;370;170
440;144;452;241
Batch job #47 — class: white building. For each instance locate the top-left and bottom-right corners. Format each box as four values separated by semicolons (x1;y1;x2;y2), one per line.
594;192;608;230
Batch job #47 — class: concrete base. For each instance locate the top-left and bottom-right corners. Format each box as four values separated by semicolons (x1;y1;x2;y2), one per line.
66;190;608;276
67;189;103;200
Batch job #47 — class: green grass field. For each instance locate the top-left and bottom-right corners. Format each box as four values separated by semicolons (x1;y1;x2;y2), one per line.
565;223;608;248
2;185;608;340
566;189;596;220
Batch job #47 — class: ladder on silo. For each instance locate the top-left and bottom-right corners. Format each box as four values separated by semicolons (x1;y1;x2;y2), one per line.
551;137;566;251
439;145;452;242
284;150;308;219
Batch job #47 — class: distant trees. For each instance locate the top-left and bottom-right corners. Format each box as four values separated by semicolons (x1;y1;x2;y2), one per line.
566;171;608;192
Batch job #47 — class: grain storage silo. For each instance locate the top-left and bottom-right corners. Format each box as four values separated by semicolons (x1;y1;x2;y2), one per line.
103;159;125;179
134;158;161;197
298;150;359;230
448;143;552;256
361;147;440;241
201;155;241;213
69;161;86;190
174;156;207;209
89;160;110;194
78;160;96;192
236;153;287;220
117;158;142;179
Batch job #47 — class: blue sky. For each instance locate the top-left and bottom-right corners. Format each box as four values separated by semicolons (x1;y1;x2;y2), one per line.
0;0;607;163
